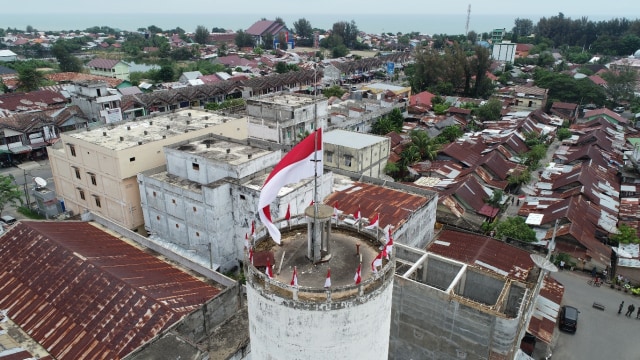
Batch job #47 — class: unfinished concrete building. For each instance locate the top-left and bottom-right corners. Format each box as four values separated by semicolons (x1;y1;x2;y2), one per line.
390;230;540;360
246;92;328;146
323;129;391;179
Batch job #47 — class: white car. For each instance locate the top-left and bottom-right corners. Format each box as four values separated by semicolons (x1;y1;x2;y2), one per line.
613;106;625;113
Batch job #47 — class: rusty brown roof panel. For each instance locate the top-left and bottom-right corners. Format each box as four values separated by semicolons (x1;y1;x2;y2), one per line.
429;229;535;282
0;221;221;360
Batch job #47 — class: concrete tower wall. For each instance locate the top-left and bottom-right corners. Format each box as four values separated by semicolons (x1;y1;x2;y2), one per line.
247;277;393;360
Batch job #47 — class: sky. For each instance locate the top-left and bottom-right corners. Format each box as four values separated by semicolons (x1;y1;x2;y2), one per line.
4;0;640;16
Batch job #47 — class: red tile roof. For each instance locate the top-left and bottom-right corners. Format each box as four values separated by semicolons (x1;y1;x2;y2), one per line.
246;20;285;37
409;90;435;107
588;74;607;86
46;72;123;87
86;58;123;69
551;102;577;111
0;221;220;360
0;90;66;112
429;229;535;282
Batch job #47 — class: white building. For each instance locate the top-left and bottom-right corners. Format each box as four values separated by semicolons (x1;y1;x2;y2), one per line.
324;129;390;178
492;41;516;63
0;50;18;62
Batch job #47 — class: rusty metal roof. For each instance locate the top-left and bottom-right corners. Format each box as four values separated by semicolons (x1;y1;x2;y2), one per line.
429;229;535;282
323;181;431;231
0;221;221;360
528;275;564;344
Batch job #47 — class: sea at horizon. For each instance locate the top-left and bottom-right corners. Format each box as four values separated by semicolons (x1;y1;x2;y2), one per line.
0;12;616;36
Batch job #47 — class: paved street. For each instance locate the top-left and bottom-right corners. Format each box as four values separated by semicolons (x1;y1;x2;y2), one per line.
550;270;640;360
0;159;54;219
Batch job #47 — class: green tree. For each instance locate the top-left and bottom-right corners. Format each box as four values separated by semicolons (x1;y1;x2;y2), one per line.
387;108;404;130
474;99;502;121
485;189;505;208
322;85;346;98
438;125;464;143
611;224;640;245
433;103;449;115
513;18;534;37
17;67;45;91
194;25;210;45
332;44;349;58
275;62;288;74
147;25;163;34
293;18;313;39
235;30;255;48
0;175;23;216
399;145;421;173
495;216;537;242
156;65;175;82
26;25;34;33
409;130;433;159
507;169;532;186
263;33;274;50
601;65;638;105
52;40;82;72
556;128;572;141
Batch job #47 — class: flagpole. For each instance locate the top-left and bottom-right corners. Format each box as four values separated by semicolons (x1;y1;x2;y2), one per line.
312;63;320;259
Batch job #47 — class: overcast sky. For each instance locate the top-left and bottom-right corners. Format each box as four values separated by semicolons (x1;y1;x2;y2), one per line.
4;0;640;16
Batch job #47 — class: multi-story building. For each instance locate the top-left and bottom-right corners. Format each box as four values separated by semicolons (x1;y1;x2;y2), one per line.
86;58;131;81
323;129;390;179
492;41;516;63
491;28;507;43
246;93;328;146
69;80;123;124
47;109;248;232
512;85;548;112
138;133;333;271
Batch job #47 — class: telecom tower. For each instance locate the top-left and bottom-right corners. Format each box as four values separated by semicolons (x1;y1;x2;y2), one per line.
245;205;394;359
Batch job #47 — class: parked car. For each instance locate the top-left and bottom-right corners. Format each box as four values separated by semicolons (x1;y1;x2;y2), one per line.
1;215;17;225
559;305;579;333
613;106;625;113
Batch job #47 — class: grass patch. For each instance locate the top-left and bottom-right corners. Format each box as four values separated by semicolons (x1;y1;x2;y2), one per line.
17;206;45;219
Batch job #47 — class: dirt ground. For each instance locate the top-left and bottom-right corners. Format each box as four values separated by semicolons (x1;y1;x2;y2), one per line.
292;47;379;58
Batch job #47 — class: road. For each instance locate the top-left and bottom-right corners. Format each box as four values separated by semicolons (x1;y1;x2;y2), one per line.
0;159;54;219
550;270;640;360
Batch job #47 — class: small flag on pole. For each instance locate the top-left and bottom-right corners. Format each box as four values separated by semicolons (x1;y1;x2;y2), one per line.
354;206;361;222
285;203;291;221
372;250;384;273
265;258;273;279
251;220;256;238
364;213;379;229
310;200;315;207
354;263;362;285
290;266;298;287
244;233;250;249
324;268;332;288
249;247;254;265
332;201;339;219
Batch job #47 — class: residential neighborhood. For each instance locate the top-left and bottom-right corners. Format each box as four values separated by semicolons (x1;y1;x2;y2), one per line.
1;7;640;360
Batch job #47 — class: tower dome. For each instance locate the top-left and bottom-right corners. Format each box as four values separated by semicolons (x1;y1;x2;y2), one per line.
245;205;394;360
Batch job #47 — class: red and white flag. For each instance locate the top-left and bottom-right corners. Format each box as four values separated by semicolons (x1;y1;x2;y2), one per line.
354;263;362;285
354;206;361;222
244;233;250;249
324;268;332;288
258;128;323;244
332;201;339;219
265;258;273;279
372;250;384;273
385;229;394;258
364;213;379;229
250;220;256;238
249;247;254;265
285;203;291;221
290;266;298;287
309;200;315;207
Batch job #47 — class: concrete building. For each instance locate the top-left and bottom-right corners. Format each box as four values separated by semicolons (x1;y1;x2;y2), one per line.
138;133;333;271
69;80;123;124
512;85;549;112
47;109;247;232
361;83;411;101
323;129;390;178
246;93;328;146
86;58;131;81
246;209;394;359
0;49;18;62
492;41;516;63
491;28;507;43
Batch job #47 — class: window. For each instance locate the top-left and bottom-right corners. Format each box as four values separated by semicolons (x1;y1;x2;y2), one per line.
153;191;156;197
69;144;76;157
343;155;352;167
175;223;179;228
193;206;197;212
130;157;136;162
240;194;246;200
74;167;81;179
90;174;97;186
156;215;160;220
78;189;85;200
326;151;333;163
94;196;101;208
172;199;176;204
196;232;200;237
192;163;200;171
528;101;533;107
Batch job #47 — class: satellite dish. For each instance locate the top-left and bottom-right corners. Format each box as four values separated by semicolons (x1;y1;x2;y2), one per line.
34;177;47;188
530;254;558;272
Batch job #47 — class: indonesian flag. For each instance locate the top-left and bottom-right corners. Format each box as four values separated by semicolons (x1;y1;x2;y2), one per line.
354;263;362;285
285;203;291;221
372;250;384;273
258;128;323;244
244;233;250;249
364;213;379;229
310;200;314;207
385;230;394;258
290;266;298;287
354;206;361;222
249;247;254;265
265;258;273;279
324;268;332;288
332;201;339;219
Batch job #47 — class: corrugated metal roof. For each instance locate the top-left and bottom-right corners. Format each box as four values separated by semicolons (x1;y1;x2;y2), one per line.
528;275;564;344
428;229;535;282
0;221;220;360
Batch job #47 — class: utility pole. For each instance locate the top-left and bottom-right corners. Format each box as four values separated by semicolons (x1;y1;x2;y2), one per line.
22;170;30;209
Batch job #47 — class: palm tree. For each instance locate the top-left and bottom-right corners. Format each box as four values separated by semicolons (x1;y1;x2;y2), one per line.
409;130;440;161
372;116;400;135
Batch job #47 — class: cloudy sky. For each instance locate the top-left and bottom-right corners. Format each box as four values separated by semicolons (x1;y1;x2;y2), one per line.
4;0;640;16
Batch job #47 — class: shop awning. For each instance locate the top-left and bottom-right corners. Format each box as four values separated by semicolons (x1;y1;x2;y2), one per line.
9;145;32;154
29;142;48;149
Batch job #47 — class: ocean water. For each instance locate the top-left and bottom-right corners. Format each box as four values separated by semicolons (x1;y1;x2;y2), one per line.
1;13;554;36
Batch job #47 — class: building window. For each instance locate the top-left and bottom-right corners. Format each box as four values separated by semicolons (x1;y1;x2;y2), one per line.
172;199;176;204
192;163;200;171
326;151;333;163
175;223;179;228
156;215;160;220
130;157;136;162
94;196;101;208
74;167;81;179
69;144;76;157
240;194;246;200
78;189;85;200
528;101;533;107
90;174;97;186
196;232;200;237
153;191;156;197
193;206;197;212
343;155;352;167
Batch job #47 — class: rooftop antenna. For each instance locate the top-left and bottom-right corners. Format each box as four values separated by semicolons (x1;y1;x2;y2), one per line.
465;4;471;36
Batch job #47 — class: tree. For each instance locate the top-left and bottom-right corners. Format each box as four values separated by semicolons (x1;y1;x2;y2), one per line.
293;18;313;39
409;130;433;159
474;99;502;121
156;65;175;82
495;216;537;242
275;62;288;74
556;128;572;141
331;44;349;58
235;30;255;48
438;125;464;143
52;40;82;72
485;189;505;208
275;17;286;27
26;25;34;33
610;224;640;245
0;175;23;216
512;18;534;37
17;67;45;91
322;85;346;98
147;25;163;34
194;25;210;45
507;169;531;186
601;65;638;105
